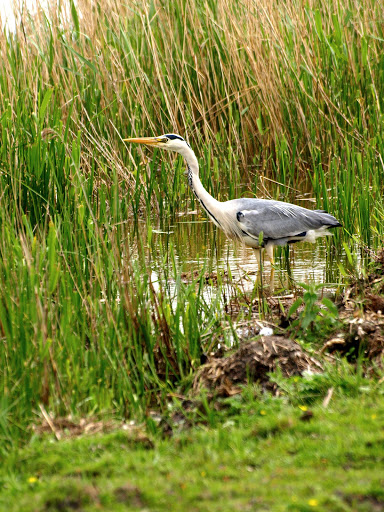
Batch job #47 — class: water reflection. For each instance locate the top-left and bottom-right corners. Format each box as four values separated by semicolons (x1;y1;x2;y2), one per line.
153;213;343;294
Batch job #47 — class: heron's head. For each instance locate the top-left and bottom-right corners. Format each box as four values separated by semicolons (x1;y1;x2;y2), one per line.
123;133;190;153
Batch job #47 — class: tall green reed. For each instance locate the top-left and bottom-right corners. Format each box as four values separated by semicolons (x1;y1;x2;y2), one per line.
1;0;384;452
0;168;227;452
1;0;384;239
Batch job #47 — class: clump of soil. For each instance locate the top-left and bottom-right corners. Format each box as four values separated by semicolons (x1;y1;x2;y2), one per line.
323;248;384;365
321;248;384;363
322;312;384;365
193;336;322;397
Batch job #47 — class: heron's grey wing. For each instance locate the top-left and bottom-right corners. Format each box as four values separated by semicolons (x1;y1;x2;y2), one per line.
236;200;339;241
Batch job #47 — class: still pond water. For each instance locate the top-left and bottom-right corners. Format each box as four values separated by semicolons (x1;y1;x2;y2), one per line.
148;211;347;298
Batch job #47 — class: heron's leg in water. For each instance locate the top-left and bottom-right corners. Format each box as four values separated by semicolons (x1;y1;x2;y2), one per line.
265;244;275;288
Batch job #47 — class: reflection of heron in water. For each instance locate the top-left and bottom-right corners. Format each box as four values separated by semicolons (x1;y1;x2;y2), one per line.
124;133;341;283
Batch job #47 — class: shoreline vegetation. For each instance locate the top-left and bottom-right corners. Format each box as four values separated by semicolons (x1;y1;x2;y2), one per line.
1;0;384;509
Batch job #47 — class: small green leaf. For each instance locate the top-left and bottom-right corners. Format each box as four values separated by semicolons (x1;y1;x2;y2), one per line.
314;9;323;40
256;115;264;135
70;0;80;36
322;297;339;317
343;242;354;266
78;204;85;224
288;297;303;318
39;88;53;124
48;222;59;294
337;262;348;277
63;43;98;74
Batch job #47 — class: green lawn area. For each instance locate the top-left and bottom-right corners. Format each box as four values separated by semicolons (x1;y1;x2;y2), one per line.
2;389;384;512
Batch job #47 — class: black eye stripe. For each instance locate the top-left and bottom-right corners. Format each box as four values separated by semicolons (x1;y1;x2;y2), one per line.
165;134;184;141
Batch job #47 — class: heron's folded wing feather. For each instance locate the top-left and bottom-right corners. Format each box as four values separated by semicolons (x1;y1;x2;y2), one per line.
236;202;332;240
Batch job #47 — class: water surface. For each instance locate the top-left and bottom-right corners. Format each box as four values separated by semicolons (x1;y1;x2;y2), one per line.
150;212;344;295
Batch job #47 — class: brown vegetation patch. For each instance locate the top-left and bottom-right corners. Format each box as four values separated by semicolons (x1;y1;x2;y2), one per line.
43;483;100;511
339;492;384;512
322;311;384;365
34;415;117;439
180;270;228;285
324;250;384;364
224;292;297;319
342;249;384;312
192;336;322;397
114;483;146;507
33;411;153;447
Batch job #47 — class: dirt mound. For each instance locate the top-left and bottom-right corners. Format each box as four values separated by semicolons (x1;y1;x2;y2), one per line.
193;336;322;397
325;249;384;364
322;311;384;365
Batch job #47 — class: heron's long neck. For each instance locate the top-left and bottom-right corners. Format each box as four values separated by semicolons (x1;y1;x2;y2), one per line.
178;146;222;227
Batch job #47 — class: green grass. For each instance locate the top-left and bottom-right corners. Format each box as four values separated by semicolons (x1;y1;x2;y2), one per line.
1;385;384;511
0;0;384;459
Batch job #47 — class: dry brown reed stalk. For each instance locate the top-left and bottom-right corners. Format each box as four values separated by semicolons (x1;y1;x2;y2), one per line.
1;0;383;179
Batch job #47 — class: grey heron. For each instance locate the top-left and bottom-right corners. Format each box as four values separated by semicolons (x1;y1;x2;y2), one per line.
124;133;341;280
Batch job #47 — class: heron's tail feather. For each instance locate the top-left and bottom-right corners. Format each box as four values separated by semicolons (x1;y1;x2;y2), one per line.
305;226;335;243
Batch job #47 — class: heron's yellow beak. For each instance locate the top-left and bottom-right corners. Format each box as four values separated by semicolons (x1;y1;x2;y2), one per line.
123;136;163;145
